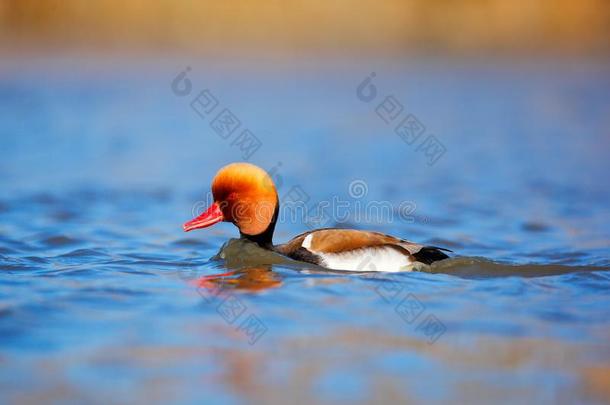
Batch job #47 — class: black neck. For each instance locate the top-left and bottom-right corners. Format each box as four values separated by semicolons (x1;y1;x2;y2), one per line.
240;202;278;249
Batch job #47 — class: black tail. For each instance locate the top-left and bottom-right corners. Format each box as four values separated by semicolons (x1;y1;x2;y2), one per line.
412;246;451;265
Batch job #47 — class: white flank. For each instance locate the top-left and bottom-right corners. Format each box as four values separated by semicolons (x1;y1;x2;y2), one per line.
317;247;414;272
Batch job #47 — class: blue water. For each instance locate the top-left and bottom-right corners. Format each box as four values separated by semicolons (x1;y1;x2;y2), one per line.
1;56;610;403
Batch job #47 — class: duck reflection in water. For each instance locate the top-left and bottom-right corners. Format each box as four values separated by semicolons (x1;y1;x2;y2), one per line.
196;266;283;292
193;237;294;292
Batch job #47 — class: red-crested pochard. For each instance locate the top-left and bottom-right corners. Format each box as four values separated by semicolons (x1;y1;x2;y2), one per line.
183;163;450;272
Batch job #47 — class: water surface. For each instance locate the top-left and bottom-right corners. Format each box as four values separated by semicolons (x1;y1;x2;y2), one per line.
1;56;609;403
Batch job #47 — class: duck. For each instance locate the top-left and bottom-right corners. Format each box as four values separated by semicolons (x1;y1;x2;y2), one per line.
183;162;450;272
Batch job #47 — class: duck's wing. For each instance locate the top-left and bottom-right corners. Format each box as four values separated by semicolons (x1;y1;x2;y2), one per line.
276;228;449;271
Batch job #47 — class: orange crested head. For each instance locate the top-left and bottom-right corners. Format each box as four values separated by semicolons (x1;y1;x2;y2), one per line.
183;163;279;238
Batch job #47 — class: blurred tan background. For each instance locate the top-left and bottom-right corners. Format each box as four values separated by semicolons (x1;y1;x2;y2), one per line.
1;0;609;56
